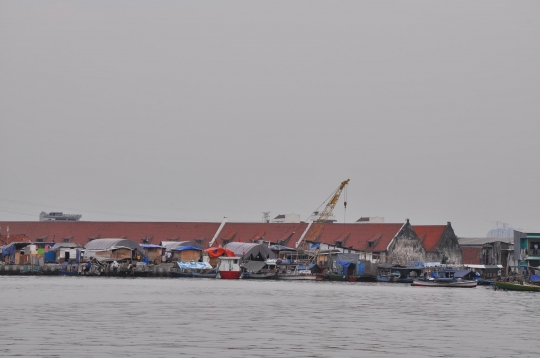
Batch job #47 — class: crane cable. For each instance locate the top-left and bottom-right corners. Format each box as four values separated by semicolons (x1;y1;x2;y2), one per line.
343;185;348;224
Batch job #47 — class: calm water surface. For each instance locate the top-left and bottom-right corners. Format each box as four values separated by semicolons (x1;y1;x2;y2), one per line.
0;276;537;357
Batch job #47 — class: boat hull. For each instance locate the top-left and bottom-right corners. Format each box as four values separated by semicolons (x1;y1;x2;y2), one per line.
219;271;242;279
495;282;540;291
276;274;317;280
170;272;193;278
412;279;478;288
243;273;276;280
192;272;217;278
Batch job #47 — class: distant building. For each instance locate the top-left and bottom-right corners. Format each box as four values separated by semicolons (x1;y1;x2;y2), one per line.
307;211;336;223
39;212;82;222
514;230;540;270
271;214;301;223
356;217;385;224
487;222;514;238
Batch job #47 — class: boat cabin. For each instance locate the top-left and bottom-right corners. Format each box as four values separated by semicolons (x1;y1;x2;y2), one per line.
218;256;242;279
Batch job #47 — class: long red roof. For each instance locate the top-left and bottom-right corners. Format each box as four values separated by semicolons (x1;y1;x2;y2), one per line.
0;221;405;251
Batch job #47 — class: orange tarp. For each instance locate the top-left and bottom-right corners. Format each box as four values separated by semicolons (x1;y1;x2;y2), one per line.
204;248;235;259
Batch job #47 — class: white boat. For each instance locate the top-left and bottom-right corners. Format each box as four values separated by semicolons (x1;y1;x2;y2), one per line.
411;278;478;288
276;269;317;281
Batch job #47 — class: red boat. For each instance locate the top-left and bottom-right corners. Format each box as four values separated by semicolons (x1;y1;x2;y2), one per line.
217;256;242;280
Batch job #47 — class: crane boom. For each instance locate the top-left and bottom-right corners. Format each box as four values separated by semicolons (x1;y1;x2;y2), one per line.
296;179;350;250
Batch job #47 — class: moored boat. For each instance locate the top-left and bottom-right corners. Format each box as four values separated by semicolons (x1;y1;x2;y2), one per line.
275;273;317;280
494;281;540;292
411;278;478;288
217;256;242;279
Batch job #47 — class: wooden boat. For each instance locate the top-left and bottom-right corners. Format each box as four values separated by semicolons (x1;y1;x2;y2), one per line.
494;281;540;291
276;271;317;281
412;278;478;288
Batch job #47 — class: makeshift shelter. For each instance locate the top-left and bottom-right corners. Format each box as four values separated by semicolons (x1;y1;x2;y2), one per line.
1;242;32;264
224;242;275;261
53;243;82;263
140;244;165;264
171;246;202;262
84;238;144;260
329;253;360;275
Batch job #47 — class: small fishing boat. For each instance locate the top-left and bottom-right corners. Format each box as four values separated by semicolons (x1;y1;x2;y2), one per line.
411;278;478;288
276;273;317;280
494;281;540;292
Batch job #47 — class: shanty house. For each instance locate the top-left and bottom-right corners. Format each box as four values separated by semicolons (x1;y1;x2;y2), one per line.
140;244;165;264
84;238;144;261
161;241;203;262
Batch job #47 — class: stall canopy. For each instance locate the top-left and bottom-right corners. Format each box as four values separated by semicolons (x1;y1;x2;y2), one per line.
84;238;144;256
204;248;235;259
224;242;275;261
176;262;213;270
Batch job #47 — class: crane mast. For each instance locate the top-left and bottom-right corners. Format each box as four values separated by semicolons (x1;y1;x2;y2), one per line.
295;179;350;249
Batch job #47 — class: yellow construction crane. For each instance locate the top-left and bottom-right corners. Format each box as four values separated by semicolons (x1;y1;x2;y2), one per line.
295;179;350;249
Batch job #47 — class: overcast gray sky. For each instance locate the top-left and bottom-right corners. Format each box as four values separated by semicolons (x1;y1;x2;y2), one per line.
1;1;539;236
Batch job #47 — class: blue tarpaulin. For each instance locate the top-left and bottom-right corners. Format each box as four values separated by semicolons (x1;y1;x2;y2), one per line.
44;251;56;263
357;262;365;275
1;243;16;264
310;243;321;249
176;262;212;270
172;246;202;251
530;275;540;282
336;260;352;268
